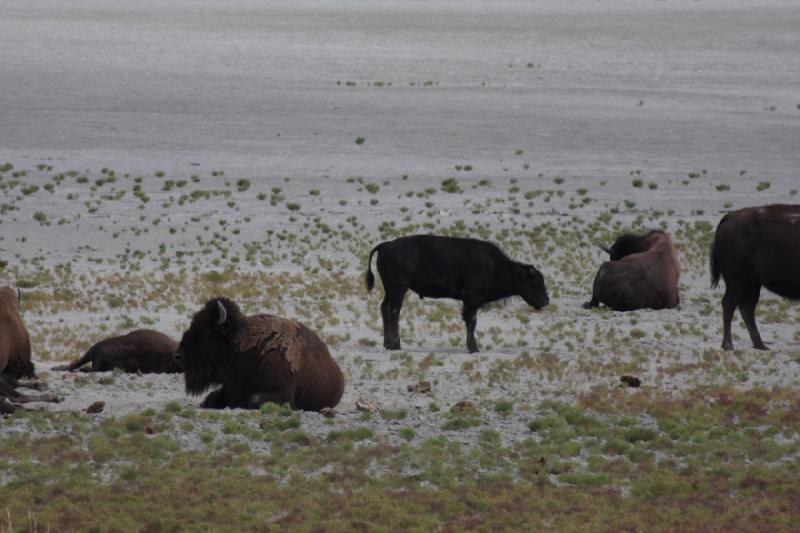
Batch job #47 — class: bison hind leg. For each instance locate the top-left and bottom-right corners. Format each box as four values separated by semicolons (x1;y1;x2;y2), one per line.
380;287;406;350
248;391;294;410
0;397;17;414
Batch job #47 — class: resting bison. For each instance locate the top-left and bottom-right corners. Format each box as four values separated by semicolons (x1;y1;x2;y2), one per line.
365;235;549;353
0;287;60;413
711;204;800;350
174;297;344;411
583;230;680;312
53;329;180;373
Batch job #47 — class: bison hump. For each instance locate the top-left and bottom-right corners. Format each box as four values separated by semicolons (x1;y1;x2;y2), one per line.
235;315;305;373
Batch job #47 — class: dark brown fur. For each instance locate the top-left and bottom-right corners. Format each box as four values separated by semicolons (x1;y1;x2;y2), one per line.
53;329;181;373
710;204;800;350
175;297;344;411
0;287;60;413
584;230;680;311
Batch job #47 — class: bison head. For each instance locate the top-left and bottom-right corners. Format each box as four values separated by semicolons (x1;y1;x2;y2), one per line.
174;297;244;396
601;231;661;261
515;264;549;310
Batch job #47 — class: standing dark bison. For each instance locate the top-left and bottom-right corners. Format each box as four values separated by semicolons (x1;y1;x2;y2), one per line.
711;204;800;350
365;235;549;353
583;230;680;311
0;287;60;413
174;297;344;411
53;329;180;373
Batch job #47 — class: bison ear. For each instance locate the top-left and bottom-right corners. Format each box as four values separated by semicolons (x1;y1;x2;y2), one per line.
516;264;534;279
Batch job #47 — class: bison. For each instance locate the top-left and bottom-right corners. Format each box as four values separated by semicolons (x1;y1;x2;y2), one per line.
365;235;549;353
52;329;180;373
174;297;344;411
583;230;680;312
710;204;800;350
0;287;60;413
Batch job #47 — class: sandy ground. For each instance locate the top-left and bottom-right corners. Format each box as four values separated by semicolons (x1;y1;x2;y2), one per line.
1;0;799;446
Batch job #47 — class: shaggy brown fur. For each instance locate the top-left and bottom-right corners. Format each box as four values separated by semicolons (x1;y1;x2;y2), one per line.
584;230;680;311
0;287;60;413
53;329;180;373
175;297;344;411
710;204;800;350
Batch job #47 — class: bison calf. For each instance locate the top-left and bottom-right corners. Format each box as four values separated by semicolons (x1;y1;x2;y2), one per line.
365;235;549;353
710;204;800;350
53;329;180;373
0;287;60;413
174;297;344;411
583;230;680;312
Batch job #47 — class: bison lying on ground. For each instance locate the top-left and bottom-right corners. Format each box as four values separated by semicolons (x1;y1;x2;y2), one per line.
583;230;680;312
0;287;60;413
365;235;549;353
711;204;800;350
53;329;180;373
174;297;344;411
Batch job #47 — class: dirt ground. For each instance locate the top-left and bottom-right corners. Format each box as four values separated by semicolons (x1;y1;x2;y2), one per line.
1;0;799;447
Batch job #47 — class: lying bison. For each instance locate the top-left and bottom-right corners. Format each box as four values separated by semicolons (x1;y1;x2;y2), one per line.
174;297;344;411
711;204;800;350
0;287;60;413
583;230;680;311
53;329;180;373
365;235;549;353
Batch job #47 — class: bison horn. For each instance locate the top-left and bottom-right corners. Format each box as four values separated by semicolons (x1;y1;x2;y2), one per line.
595;242;611;255
216;301;227;325
16;287;21;309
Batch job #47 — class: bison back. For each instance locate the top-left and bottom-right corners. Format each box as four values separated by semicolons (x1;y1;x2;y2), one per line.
711;205;800;299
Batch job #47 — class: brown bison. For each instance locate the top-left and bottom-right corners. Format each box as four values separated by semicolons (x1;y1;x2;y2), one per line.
174;297;344;411
365;235;549;353
711;204;800;350
53;329;180;373
0;287;60;413
584;230;680;311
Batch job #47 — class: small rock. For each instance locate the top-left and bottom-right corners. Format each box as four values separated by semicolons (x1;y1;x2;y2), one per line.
86;401;105;414
621;375;641;388
356;397;377;412
320;407;336;418
407;380;431;393
144;426;154;435
451;400;476;413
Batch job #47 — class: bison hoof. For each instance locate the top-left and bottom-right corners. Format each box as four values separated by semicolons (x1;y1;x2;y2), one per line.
721;340;733;351
467;345;479;354
753;343;769;351
384;342;401;350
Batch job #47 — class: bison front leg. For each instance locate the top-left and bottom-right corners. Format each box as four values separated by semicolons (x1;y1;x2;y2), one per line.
200;387;229;409
462;302;479;353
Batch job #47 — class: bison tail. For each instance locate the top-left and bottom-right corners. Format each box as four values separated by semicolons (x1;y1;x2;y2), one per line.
365;244;382;292
710;246;721;289
709;217;726;289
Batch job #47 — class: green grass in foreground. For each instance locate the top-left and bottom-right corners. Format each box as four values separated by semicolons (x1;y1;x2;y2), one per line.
1;386;799;531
